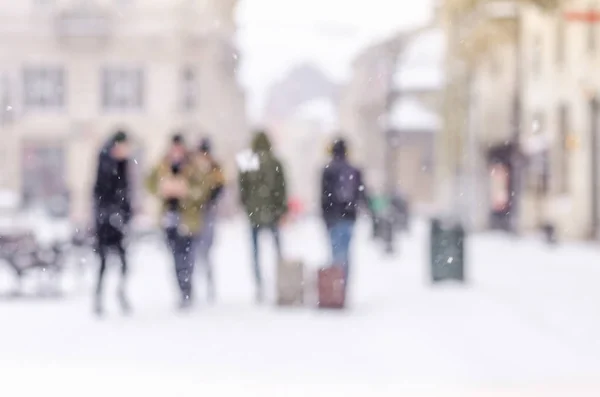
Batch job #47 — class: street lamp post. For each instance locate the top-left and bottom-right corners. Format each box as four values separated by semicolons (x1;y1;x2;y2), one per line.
380;26;432;255
382;42;399;255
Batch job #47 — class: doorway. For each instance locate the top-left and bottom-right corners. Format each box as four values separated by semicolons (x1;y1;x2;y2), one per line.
21;141;68;213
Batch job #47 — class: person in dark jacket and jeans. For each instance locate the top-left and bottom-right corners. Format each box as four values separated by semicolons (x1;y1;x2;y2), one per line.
238;130;287;303
194;137;225;302
321;138;368;286
93;131;132;315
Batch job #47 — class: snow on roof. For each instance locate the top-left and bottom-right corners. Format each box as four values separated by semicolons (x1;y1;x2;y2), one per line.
396;66;444;91
395;28;445;91
402;28;445;65
293;98;338;131
390;99;440;131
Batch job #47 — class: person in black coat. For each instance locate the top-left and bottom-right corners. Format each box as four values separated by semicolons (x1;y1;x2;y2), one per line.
93;131;132;315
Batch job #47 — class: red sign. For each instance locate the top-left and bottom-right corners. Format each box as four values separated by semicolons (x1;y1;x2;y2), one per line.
564;11;600;22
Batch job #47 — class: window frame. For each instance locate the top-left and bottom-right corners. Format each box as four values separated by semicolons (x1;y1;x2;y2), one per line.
22;66;66;111
180;65;198;112
101;67;144;112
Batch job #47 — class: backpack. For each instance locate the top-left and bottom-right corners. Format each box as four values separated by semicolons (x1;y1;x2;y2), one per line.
332;166;359;206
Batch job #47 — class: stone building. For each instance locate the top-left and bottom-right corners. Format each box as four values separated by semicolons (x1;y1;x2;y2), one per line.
0;0;247;222
338;27;442;203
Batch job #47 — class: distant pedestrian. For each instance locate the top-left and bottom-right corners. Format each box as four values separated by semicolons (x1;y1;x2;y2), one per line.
238;130;287;303
193;137;225;302
146;134;219;310
321;138;369;287
92;130;132;316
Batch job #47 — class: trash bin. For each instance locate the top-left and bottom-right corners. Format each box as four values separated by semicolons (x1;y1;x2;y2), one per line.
430;217;465;283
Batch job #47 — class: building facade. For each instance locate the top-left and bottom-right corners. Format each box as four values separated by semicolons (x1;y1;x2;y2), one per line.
338;41;394;193
519;0;598;240
339;28;442;205
441;0;600;240
0;0;247;222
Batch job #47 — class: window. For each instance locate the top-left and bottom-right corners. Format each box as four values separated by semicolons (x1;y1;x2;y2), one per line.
557;104;569;193
526;112;549;193
180;66;197;112
23;67;65;110
101;68;144;111
556;14;565;66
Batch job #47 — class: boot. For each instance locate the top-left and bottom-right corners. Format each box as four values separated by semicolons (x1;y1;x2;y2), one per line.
93;294;104;316
178;293;193;311
206;273;215;304
117;286;131;315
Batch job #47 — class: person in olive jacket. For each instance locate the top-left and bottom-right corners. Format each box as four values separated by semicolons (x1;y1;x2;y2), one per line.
238;130;287;303
146;134;218;310
193;137;225;303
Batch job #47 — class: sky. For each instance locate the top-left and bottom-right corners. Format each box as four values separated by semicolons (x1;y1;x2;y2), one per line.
235;0;435;122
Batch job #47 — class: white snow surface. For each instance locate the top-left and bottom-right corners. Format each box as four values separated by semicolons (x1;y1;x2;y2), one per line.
390;98;440;131
1;217;600;396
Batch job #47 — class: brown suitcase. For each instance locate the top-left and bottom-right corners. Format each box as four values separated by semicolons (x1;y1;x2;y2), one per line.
317;266;346;309
277;260;305;306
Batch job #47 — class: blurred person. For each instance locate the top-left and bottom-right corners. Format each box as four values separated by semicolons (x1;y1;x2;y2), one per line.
146;134;218;310
238;130;287;303
193;137;225;303
92;130;132;316
321;138;369;287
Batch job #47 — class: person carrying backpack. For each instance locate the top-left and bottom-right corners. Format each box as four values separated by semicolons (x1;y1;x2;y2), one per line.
321;138;368;284
238;130;287;303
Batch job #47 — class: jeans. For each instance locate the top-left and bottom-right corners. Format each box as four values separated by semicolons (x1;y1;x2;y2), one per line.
251;224;282;289
166;228;195;301
327;220;355;279
195;206;217;299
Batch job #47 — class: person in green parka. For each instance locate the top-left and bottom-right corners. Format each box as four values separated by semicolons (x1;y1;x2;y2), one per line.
238;130;287;302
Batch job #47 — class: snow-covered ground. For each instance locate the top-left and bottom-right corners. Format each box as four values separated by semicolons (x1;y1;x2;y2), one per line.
1;217;600;396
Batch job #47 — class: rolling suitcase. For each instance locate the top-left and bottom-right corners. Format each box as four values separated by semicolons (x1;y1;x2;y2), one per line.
317;266;346;309
276;260;305;306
